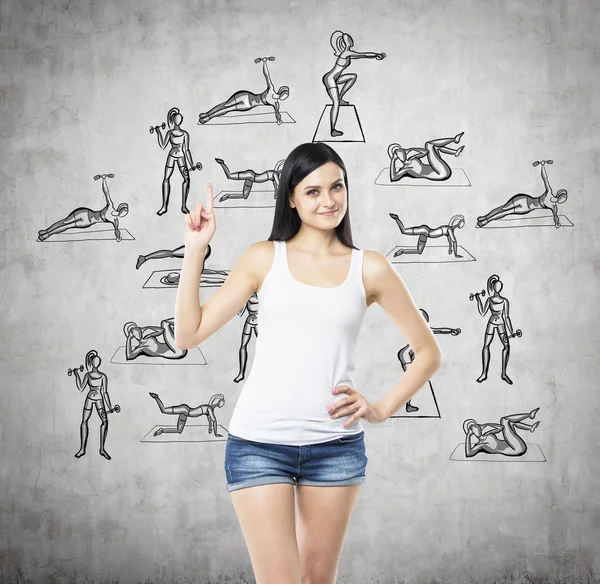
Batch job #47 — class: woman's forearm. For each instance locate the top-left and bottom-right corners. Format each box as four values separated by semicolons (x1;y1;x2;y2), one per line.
175;245;207;348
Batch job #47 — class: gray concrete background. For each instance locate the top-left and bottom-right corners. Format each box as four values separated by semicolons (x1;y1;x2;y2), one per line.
1;0;599;582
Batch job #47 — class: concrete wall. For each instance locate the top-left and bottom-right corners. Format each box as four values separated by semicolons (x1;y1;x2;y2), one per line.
1;0;599;582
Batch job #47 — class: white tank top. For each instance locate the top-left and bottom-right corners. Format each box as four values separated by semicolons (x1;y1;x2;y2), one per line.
228;239;368;446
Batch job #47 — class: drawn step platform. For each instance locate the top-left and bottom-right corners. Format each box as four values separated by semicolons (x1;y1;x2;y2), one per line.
390;381;440;419
37;227;135;242
198;110;295;125
450;443;546;462
141;424;229;443
386;245;475;264
110;346;207;365
214;189;277;209
476;214;574;228
142;269;229;289
375;168;471;187
312;104;365;143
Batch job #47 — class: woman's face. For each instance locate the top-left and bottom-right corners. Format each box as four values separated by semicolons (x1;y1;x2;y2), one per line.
289;161;347;229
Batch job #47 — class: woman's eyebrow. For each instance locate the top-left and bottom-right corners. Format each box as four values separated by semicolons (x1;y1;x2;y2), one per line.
303;179;344;191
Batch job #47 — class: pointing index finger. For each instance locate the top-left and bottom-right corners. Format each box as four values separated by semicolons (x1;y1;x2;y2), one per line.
206;183;214;212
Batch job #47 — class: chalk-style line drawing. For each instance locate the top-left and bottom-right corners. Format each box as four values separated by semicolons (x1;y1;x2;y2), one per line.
392;309;460;418
234;292;259;383
37;174;132;242
313;31;385;142
198;57;292;125
146;392;225;438
477;160;571;228
70;350;120;460
388;212;474;262
215;157;285;202
150;107;202;216
470;275;522;385
450;408;545;461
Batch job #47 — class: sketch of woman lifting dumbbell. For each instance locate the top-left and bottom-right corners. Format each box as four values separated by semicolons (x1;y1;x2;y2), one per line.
70;350;120;460
150;107;202;216
470;275;522;385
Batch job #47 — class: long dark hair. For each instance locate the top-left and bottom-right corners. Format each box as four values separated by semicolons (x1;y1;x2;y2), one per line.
267;142;357;249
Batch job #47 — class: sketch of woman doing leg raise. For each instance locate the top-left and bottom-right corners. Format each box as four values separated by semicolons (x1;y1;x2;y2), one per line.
398;309;460;414
150;107;202;216
234;292;259;383
477;160;568;228
71;350;120;460
123;318;187;360
388;132;465;182
470;275;522;385
215;158;285;202
389;212;466;257
463;408;540;457
198;57;289;125
322;31;385;137
149;392;225;438
38;174;128;242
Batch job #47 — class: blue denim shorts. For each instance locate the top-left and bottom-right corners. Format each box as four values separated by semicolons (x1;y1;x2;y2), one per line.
225;431;368;492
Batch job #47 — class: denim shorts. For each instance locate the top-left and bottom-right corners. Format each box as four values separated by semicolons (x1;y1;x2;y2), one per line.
225;431;368;492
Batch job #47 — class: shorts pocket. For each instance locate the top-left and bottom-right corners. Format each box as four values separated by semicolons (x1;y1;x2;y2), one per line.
336;431;364;444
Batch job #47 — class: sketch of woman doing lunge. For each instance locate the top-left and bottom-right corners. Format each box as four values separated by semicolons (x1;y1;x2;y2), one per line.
198;57;289;125
149;392;225;438
38;174;128;242
389;212;466;258
123;318;187;360
322;31;386;137
151;107;202;216
477;160;568;228
463;408;540;458
388;132;465;182
215;158;285;201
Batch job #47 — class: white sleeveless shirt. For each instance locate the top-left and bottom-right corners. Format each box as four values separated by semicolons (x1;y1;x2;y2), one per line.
227;239;368;446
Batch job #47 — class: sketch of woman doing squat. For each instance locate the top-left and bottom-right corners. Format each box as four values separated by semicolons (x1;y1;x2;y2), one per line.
477;160;568;228
389;212;466;257
149;392;225;438
72;350;118;460
463;408;540;458
398;309;460;413
151;107;201;216
322;31;386;137
215;158;285;201
198;57;289;125
123;318;187;360
234;292;259;383
38;174;128;242
388;132;465;182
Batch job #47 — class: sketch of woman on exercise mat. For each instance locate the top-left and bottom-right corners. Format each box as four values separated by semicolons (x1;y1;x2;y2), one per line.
463;408;540;457
37;174;128;242
389;212;466;258
150;107;201;216
476;160;568;228
322;31;386;137
215;157;285;201
198;57;289;125
123;318;187;360
387;133;465;182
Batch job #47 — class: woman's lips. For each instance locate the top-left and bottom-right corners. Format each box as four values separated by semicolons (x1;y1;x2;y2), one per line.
320;209;338;216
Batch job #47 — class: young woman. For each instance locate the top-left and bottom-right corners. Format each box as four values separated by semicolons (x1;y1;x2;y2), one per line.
174;143;442;584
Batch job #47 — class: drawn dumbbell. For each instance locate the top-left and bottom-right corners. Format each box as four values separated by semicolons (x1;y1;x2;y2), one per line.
376;52;386;60
67;365;84;376
508;329;523;339
469;290;486;301
532;160;553;167
109;405;121;414
254;56;275;63
149;122;166;134
189;162;202;172
93;173;115;181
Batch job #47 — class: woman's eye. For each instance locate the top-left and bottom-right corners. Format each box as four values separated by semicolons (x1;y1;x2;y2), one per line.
334;183;343;190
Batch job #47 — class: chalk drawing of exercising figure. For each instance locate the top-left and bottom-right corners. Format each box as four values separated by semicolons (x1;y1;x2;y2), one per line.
150;107;202;216
470;275;523;385
123;318;187;361
395;309;460;417
198;57;290;125
234;292;259;383
37;174;130;242
319;31;385;139
215;158;285;202
477;160;569;228
389;212;468;259
463;408;540;458
148;392;225;438
70;350;120;460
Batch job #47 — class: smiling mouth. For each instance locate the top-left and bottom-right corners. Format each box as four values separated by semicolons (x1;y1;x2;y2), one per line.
319;209;338;215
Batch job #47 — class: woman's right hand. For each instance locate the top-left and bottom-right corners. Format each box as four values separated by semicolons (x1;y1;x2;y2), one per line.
185;182;216;250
